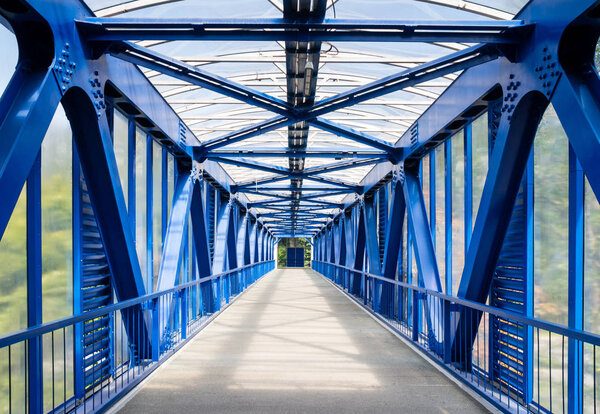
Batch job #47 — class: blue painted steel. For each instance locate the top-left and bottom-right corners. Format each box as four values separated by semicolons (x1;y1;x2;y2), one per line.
380;174;405;315
444;141;452;295
77;167;115;392
110;42;293;118
308;118;399;155
190;177;213;310
0;69;61;242
155;171;193;292
489;162;530;397
78;18;527;43
286;248;305;267
208;149;388;159
568;145;584;413
312;259;600;414
1;0;600;411
27;155;43;414
464;125;472;250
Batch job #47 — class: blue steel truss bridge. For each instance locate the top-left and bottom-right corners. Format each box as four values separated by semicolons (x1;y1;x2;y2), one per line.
0;0;599;413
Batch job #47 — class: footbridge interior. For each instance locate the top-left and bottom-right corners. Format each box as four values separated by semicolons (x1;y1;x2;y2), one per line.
0;0;599;413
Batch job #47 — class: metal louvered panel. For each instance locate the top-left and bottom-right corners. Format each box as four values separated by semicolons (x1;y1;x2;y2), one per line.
207;185;216;263
490;176;528;399
378;187;387;264
79;176;114;390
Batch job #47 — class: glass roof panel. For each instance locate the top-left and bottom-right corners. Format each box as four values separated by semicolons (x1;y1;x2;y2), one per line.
79;0;526;235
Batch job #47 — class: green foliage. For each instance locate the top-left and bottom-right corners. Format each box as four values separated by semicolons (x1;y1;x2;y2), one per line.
533;105;569;325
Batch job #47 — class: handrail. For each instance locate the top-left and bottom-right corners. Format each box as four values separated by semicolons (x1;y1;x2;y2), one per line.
312;260;600;346
0;260;274;348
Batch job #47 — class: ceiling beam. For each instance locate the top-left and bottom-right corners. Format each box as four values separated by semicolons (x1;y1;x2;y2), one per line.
78;18;528;44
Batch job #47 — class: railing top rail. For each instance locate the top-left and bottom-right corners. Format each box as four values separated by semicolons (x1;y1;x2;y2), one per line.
313;260;600;346
0;260;274;348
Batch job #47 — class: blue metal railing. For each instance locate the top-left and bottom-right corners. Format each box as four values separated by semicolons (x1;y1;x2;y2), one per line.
312;260;600;414
0;260;275;414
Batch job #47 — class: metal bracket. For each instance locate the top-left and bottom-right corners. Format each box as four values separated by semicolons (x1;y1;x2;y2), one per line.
534;45;562;99
501;73;522;122
191;160;203;182
88;70;106;118
392;164;405;185
53;43;76;94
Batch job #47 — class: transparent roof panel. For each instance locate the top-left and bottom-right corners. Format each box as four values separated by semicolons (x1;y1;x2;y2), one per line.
81;0;526;235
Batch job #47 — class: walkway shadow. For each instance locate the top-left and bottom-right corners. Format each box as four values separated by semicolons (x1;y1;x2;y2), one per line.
117;268;488;414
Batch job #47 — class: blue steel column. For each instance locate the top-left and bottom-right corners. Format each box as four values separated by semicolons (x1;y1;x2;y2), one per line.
454;90;548;360
568;145;584;413
464;124;473;250
403;168;443;345
27;155;43;414
213;197;233;310
343;210;355;291
333;219;341;283
351;203;367;296
363;195;382;310
249;218;258;265
237;213;250;288
381;169;406;317
257;225;264;264
155;171;193;291
225;205;238;301
189;172;213;312
64;90;151;356
328;224;335;264
444;141;452;294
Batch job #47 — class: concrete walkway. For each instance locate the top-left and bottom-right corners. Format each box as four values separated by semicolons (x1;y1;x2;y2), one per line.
117;268;488;413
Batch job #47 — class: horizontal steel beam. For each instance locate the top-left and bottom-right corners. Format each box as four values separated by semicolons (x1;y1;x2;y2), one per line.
234;185;355;192
250;199;343;208
207;149;389;159
78;18;528;43
240;189;350;200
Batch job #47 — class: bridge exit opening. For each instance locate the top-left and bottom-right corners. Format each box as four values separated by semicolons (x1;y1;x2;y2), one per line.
277;238;311;268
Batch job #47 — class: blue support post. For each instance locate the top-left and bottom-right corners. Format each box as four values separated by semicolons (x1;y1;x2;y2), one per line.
64;91;151;357
151;298;159;362
363;195;382;311
214;198;233;308
464;124;473;250
27;155;43;414
567;145;584;414
412;290;419;342
155;171;193;291
381;172;406;317
127;118;136;233
444;141;452;295
454;91;548;362
190;177;213;312
180;290;187;340
403;169;443;345
225;205;238;302
352;204;367;297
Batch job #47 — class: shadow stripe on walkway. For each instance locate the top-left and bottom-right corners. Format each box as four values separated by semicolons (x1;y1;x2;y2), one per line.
117;268;489;413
